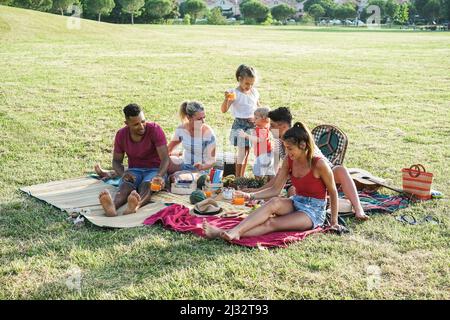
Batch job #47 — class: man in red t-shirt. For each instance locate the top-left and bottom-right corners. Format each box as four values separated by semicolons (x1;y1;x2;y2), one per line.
98;103;169;217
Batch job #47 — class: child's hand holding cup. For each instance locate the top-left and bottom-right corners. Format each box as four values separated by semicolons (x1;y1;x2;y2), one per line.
225;89;236;102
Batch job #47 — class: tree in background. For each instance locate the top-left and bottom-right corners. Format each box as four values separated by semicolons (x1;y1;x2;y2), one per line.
443;0;450;20
303;0;335;18
240;0;270;23
143;0;172;22
119;0;145;24
261;11;273;25
384;0;399;23
86;0;115;21
13;0;53;11
422;0;440;22
52;0;74;15
308;3;325;21
163;0;180;20
183;0;206;24
394;2;409;24
360;0;399;23
299;12;314;25
334;2;356;20
8;0;447;25
271;3;296;23
413;0;446;22
183;12;190;24
98;0;127;23
207;7;227;25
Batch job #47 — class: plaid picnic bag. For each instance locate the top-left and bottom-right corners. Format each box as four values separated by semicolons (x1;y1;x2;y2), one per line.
401;164;433;200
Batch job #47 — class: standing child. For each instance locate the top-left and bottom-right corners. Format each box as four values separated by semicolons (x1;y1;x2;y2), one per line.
221;64;260;177
239;107;275;179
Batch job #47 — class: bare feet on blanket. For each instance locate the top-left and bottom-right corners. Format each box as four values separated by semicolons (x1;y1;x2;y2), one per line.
202;219;224;239
221;229;240;241
124;191;141;215
99;190;117;217
94;163;116;180
355;206;369;221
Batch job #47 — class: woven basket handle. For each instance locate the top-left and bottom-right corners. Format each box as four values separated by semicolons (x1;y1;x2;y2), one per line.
408;164;426;178
174;170;195;182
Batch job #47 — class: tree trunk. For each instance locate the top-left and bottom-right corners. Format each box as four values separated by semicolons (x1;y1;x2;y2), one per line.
98;13;101;22
131;13;134;25
60;8;64;16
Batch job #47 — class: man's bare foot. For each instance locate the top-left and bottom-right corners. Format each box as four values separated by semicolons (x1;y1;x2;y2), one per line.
355;207;369;221
220;229;240;241
99;190;117;217
202;219;224;239
124;190;141;215
95;164;116;179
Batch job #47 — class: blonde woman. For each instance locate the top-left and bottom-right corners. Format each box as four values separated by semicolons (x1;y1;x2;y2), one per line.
168;101;216;174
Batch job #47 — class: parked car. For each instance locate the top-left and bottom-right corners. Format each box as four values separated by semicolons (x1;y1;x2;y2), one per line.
344;19;353;25
330;19;342;25
352;20;366;26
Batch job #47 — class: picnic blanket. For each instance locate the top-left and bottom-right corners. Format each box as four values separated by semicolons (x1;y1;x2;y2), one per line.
88;173;121;187
19;177;250;228
357;191;410;214
19;177;169;228
20;176;412;230
143;204;325;248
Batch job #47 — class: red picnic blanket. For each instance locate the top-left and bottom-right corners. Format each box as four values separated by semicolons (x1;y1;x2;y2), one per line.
143;204;325;248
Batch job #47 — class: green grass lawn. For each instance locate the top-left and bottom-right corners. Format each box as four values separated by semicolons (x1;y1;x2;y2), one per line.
0;5;449;299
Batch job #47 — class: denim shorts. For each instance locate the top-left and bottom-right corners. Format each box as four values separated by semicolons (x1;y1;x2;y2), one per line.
290;195;327;229
229;118;255;148
119;168;165;190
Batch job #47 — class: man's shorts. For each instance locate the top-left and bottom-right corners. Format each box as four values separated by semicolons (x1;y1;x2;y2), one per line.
119;168;165;190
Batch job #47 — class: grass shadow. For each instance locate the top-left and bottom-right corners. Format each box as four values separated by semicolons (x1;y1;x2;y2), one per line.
0;197;255;298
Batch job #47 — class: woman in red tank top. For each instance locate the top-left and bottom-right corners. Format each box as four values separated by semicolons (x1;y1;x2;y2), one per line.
203;121;342;241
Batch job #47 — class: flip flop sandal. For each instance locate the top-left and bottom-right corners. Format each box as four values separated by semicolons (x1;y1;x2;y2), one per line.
337;225;350;235
338;215;348;227
396;214;417;225
422;215;441;225
326;225;350;235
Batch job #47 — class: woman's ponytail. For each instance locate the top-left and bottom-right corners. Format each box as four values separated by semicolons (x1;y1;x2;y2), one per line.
179;101;189;122
179;101;205;123
283;121;315;164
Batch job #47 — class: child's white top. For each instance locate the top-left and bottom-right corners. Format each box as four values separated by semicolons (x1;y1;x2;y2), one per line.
230;87;259;119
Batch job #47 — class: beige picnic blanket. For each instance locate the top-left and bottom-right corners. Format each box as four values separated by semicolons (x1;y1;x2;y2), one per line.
20;177;249;228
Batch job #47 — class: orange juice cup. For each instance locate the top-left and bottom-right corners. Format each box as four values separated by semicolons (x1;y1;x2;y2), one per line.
227;91;236;100
150;182;161;192
232;197;245;205
205;190;212;198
